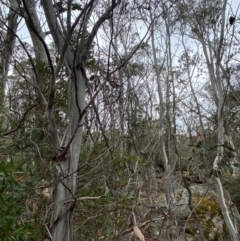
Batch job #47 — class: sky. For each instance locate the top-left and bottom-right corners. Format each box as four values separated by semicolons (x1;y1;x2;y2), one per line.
5;0;240;134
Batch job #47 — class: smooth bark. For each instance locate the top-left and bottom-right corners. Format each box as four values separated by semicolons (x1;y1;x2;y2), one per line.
0;0;19;106
20;0;122;240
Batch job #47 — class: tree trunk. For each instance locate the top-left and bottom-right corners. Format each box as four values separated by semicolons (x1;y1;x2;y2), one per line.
0;0;19;111
150;10;175;205
51;70;85;241
40;1;121;240
212;1;240;239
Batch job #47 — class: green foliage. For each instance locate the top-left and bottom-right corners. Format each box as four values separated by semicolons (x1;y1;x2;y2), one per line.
0;160;40;240
76;140;146;240
209;168;221;178
36;61;52;79
225;176;240;212
211;144;235;152
75;191;135;240
0;80;52;239
53;1;83;13
233;163;240;168
71;3;83;11
71;30;97;68
53;1;67;14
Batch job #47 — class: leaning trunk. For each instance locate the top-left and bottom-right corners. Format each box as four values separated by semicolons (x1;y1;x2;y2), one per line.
212;1;240;239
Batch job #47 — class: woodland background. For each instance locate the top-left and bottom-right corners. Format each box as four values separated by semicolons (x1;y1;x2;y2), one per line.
0;0;240;240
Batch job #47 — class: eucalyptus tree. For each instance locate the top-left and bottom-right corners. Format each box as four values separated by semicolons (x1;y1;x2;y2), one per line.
135;1;180;238
177;0;240;239
0;0;19;111
147;0;179;202
2;0;125;240
177;38;210;175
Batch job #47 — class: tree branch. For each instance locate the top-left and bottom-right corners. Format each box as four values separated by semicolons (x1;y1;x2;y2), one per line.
80;0;121;63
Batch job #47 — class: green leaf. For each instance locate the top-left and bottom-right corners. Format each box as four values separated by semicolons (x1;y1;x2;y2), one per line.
53;1;67;13
31;129;45;142
211;144;218;150
11;227;24;236
233;163;240;168
0;184;6;194
72;3;83;10
209;169;221;178
209;169;214;177
228;165;233;175
20;127;26;136
220;144;235;152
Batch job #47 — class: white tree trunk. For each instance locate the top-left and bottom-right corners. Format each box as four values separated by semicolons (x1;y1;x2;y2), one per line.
40;1;120;240
211;1;240;239
0;0;19;106
150;13;175;205
51;70;85;240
